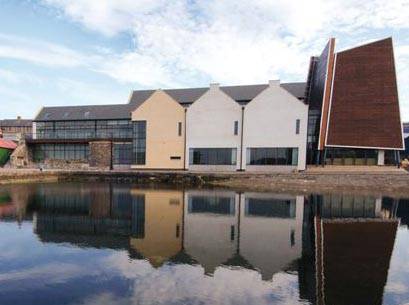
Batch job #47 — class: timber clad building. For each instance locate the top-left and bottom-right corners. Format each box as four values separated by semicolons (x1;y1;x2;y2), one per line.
26;37;404;170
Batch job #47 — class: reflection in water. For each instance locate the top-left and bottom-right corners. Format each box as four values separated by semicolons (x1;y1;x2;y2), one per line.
0;183;407;305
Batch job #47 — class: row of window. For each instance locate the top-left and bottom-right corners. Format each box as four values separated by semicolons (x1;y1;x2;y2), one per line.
33;144;89;162
188;147;299;166
35;118;301;140
35;120;133;140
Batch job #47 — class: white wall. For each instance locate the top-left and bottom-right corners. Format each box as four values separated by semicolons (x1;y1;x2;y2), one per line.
240;193;304;280
183;190;239;274
242;80;308;171
186;84;242;171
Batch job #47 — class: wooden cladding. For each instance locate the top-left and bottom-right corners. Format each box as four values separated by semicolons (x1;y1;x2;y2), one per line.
318;38;335;150
325;38;403;149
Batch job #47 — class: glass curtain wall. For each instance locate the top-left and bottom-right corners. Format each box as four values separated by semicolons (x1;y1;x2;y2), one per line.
33;144;89;162
133;121;146;165
35;120;133;140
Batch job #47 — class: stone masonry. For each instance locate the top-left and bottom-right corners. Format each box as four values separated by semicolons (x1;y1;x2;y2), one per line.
89;141;112;168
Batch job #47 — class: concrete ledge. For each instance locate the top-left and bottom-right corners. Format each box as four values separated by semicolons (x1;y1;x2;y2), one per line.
0;168;408;197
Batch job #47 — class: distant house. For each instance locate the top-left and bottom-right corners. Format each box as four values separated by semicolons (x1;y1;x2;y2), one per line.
0;117;32;141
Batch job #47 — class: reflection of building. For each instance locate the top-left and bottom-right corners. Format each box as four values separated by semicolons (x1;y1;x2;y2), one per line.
0;185;33;222
240;193;304;280
184;190;239;274
130;189;184;267
305;194;399;305
32;184;145;248
6;182;404;304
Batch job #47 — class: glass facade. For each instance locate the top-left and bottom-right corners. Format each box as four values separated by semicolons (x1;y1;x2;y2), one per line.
133;121;146;165
33;144;89;162
325;148;377;165
306;109;321;164
247;148;298;165
189;148;237;165
35;120;133;140
113;143;133;165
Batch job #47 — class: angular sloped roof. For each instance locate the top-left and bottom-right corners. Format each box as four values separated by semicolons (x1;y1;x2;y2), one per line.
35;82;306;121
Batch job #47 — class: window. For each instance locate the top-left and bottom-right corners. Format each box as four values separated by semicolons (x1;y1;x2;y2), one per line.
189;148;237;165
244;197;296;218
188;195;235;214
234;121;239;135
296;119;300;134
133;121;146;165
290;229;295;247
113;143;133;164
178;122;182;136
33;144;89;162
247;148;298;166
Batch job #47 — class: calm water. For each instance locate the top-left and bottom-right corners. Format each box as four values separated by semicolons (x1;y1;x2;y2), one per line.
0;183;409;305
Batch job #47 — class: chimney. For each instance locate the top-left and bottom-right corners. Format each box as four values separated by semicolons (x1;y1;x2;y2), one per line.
17;116;21;120
268;80;280;87
210;83;220;90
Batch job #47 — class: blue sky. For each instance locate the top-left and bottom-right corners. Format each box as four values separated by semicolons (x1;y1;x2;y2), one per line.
0;0;408;120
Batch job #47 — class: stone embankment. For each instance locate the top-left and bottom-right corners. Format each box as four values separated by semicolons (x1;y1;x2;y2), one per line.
0;167;408;197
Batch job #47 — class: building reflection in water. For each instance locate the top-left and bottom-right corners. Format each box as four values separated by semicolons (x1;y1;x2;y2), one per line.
0;183;405;304
130;189;183;267
311;194;399;305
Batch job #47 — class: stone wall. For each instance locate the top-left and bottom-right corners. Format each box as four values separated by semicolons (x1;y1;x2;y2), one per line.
89;141;112;169
9;141;33;168
42;159;89;170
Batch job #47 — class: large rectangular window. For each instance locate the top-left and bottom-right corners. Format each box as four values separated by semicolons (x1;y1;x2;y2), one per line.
113;143;133;165
133;121;146;165
33;144;89;162
189;148;237;165
247;148;298;165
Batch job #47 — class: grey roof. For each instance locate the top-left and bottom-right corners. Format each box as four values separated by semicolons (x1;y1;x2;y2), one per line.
129;82;306;108
35;104;134;121
0;119;32;127
280;82;307;99
36;82;306;121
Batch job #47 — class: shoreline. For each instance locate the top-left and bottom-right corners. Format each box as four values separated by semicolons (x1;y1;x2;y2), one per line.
0;167;408;197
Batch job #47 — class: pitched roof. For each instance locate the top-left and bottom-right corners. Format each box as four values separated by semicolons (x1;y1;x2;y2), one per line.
129;82;306;107
0;139;17;150
35;82;307;121
35;104;134;121
0;119;32;127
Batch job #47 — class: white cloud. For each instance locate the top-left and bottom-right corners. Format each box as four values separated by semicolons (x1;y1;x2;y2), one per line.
0;33;93;68
3;0;409;117
40;0;409;86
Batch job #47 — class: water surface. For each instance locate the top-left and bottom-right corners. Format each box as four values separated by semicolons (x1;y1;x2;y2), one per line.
0;182;409;305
